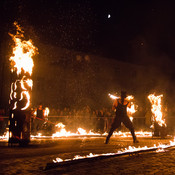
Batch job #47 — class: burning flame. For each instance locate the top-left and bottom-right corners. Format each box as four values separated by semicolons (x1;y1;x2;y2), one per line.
53;137;175;164
108;93;119;100
0;131;9;140
9;22;36;75
108;93;134;101
9;22;38;110
148;94;165;127
44;107;50;117
3;130;152;141
50;122;152;139
112;131;152;137
52;122;101;138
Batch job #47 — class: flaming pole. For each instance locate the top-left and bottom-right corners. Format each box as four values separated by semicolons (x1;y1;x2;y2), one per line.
8;22;38;146
148;94;167;138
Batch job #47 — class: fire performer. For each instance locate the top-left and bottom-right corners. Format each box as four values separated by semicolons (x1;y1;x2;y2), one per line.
105;91;139;144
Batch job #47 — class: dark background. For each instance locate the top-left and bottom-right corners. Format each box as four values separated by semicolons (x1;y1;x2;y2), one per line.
0;0;175;110
1;0;175;65
0;0;175;131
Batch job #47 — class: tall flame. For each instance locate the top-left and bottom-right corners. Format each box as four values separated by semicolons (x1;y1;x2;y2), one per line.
9;22;38;110
44;107;50;117
148;94;165;127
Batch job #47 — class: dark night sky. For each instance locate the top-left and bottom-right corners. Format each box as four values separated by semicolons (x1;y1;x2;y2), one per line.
1;0;175;65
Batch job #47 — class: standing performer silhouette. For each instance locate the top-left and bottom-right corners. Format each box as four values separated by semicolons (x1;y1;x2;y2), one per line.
105;91;139;144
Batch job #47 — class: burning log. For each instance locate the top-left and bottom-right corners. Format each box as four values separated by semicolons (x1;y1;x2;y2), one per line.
45;149;157;170
8;22;38;146
45;139;175;170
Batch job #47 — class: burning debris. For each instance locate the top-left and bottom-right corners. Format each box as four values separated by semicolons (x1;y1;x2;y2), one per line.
8;22;38;146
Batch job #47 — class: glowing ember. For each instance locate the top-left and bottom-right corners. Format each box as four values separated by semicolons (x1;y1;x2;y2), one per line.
148;94;165;127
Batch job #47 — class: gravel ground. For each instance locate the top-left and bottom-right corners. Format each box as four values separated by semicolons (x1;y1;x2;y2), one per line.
0;136;175;175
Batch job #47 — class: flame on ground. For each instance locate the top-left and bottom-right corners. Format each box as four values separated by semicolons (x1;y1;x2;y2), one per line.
1;129;153;140
30;122;152;139
53;137;175;163
1;121;152;140
52;123;101;138
0;131;9;140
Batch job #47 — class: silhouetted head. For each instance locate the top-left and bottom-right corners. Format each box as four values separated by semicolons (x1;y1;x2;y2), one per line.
38;104;43;110
121;91;127;99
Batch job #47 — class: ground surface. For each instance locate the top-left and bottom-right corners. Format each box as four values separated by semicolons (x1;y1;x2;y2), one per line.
0;136;175;175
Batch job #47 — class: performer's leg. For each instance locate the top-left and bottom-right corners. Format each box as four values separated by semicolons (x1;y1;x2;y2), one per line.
105;117;121;144
123;117;138;143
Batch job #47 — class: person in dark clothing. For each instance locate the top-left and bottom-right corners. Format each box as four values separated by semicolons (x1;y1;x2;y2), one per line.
0;109;5;135
34;104;45;133
105;91;138;144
